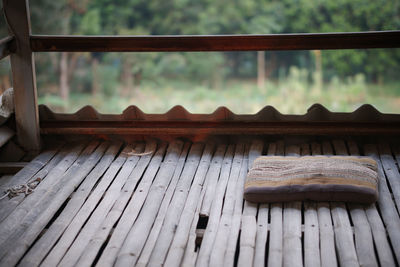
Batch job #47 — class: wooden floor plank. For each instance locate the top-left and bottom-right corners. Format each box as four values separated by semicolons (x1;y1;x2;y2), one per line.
200;144;227;217
136;142;191;267
0;143;64;222
0;141;109;266
58;142;156;267
267;141;284;267
312;142;337;267
0;141;91;252
137;143;206;267
345;140;380;267
224;145;249;267
20;142;123;267
81;141;167;267
253;203;269;267
330;140;359;267
1;138;399;267
378;143;400;214
99;140;182;267
237;201;258;267
283;144;302;267
208;143;244;267
302;144;321;267
163;143;216;267
364;144;400;264
40;143;139;266
195;144;235;267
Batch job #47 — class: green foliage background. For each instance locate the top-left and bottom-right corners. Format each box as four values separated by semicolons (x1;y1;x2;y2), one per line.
0;0;400;113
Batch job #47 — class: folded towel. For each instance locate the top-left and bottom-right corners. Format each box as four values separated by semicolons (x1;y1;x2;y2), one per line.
244;156;378;203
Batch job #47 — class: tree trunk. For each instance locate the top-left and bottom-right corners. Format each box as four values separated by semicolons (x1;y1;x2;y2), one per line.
257;51;265;89
59;52;69;103
121;59;133;97
91;57;100;96
314;50;323;89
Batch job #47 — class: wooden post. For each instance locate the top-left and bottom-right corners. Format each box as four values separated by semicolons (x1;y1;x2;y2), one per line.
3;0;41;151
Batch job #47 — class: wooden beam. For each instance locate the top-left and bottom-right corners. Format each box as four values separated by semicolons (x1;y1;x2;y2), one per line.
30;31;400;52
0;36;15;60
0;162;28;174
3;0;41;151
40;121;400;136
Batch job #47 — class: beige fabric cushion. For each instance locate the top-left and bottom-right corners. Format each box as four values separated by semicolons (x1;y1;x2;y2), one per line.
244;156;378;204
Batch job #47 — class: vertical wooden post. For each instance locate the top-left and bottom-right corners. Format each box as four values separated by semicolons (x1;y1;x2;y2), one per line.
3;0;41;151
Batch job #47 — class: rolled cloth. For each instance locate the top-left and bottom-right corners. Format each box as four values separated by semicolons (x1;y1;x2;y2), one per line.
244;156;378;204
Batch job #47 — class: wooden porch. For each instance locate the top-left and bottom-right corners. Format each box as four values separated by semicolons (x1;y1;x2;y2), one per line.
0;138;399;266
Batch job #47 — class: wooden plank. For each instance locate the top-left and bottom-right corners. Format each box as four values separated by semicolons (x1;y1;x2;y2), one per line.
378;143;400;213
19;142;123;267
30;31;400;52
0;126;14;148
200;144;227;216
224;146;249;267
0;162;28;174
364;144;400;264
237;201;258;267
208;144;244;267
112;141;186;267
302;144;320;267
160;143;215;267
40;120;400;136
0;144;63;222
181;151;215;267
195;145;235;267
267;141;284;267
0;142;109;266
144;143;208;267
348;140;395;267
75;141;165;267
336;140;378;267
330;140;359;267
48;142;147;267
97;140;183;267
136;143;191;267
283;144;302;267
253;203;269;267
0;142;88;245
244;140;265;267
70;142;159;266
304;202;320;267
312;143;337;267
317;202;337;267
0;36;15;60
3;0;41;150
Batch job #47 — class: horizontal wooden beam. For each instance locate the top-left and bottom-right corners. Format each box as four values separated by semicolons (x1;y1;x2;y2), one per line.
0;162;28;174
0;36;16;60
30;31;400;52
40;121;400;136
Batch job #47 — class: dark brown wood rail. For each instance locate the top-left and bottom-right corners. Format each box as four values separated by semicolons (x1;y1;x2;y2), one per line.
0;36;15;60
31;31;400;52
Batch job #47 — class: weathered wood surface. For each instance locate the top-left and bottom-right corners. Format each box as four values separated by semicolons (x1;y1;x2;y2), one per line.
136;142;191;267
1;138;399;267
283;144;302;267
195;144;234;267
364;144;400;264
0;126;14;148
0;36;15;60
31;31;400;52
3;0;41;150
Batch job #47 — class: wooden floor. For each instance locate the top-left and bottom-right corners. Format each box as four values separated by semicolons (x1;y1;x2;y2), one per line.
0;138;399;267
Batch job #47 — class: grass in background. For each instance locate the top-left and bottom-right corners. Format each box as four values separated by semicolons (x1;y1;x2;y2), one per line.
38;68;400;114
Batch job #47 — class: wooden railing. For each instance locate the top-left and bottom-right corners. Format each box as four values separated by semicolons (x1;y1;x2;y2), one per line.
2;0;400;150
